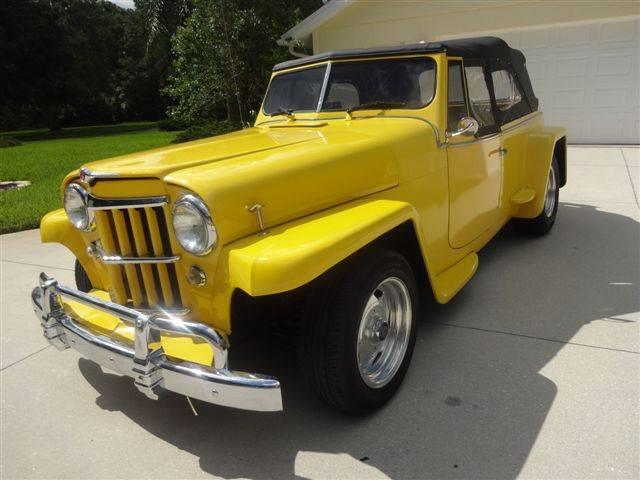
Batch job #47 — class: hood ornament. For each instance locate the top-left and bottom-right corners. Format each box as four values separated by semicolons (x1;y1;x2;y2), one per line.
246;204;268;236
79;167;119;186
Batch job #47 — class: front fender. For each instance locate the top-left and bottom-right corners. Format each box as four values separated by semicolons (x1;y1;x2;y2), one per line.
40;209;105;289
226;199;418;296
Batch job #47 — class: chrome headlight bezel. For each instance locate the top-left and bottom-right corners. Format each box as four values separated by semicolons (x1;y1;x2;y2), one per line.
64;183;95;232
171;195;217;256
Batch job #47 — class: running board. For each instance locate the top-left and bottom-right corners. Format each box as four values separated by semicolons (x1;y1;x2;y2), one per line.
432;252;478;304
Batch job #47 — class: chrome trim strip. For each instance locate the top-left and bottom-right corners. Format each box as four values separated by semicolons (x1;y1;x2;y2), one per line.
97;254;180;265
31;273;283;412
79;167;119;185
316;61;332;113
87;195;169;210
88;243;180;265
447;111;543;148
88;243;179;265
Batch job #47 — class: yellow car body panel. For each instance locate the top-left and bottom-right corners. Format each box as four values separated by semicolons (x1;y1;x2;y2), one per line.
39;50;566;368
226;199;418;297
516;125;567;218
40;209;106;290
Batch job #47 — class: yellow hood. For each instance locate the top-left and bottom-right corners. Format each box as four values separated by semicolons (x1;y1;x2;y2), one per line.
78;118;435;244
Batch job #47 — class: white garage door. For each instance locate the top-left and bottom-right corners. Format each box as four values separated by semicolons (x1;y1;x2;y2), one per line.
498;18;640;144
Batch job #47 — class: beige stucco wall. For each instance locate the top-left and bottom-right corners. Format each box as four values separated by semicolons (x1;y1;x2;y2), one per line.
312;0;640;52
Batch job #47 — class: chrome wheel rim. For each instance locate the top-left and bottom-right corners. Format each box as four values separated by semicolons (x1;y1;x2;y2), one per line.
544;165;557;218
357;277;412;389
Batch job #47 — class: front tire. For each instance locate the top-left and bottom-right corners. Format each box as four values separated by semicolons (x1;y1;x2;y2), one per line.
515;155;559;236
74;260;92;293
299;249;418;414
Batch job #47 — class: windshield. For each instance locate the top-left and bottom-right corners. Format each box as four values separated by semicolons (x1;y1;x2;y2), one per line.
263;57;436;115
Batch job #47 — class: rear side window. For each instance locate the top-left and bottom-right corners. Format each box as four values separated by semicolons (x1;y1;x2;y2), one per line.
464;65;495;130
492;68;531;124
492;70;523;112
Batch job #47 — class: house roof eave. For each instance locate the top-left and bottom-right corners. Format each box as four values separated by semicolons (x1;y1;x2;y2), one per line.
278;0;356;50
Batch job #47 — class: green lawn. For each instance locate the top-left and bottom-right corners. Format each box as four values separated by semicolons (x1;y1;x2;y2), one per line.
0;123;178;234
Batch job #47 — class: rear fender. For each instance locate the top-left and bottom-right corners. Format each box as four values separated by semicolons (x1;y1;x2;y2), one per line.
515;127;567;219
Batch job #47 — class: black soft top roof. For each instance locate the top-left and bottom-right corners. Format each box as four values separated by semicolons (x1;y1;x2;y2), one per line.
273;36;538;112
274;36;510;71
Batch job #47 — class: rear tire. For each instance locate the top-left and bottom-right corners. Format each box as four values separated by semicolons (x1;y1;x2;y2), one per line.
299;249;418;414
515;155;559;236
74;260;92;293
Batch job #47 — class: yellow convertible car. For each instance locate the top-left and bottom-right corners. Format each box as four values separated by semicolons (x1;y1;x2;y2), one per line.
31;37;566;414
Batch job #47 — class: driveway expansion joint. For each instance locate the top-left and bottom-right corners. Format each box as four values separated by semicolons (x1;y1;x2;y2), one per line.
1;345;52;372
621;148;640;208
0;259;74;271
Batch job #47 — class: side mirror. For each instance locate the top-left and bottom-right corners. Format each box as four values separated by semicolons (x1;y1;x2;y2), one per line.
446;117;479;139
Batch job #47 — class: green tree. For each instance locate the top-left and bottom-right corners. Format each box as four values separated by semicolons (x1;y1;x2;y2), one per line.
0;0;171;130
136;0;190;49
1;0;68;128
165;0;321;125
116;6;170;121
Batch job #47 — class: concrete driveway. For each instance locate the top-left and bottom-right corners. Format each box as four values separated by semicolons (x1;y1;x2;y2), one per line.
1;146;638;479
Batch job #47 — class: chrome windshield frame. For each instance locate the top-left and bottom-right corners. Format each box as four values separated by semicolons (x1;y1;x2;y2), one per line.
315;61;332;113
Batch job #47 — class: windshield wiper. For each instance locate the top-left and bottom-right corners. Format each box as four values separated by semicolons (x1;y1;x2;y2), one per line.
347;101;407;114
269;107;295;118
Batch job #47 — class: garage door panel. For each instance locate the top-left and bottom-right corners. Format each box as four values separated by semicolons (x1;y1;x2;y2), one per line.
596;53;635;76
557;24;591;47
525;59;551;81
599;19;638;44
555;57;589;78
550;88;585;109
592;87;634;109
511;18;638;143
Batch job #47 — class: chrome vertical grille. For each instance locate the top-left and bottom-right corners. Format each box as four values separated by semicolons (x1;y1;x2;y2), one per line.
89;195;184;309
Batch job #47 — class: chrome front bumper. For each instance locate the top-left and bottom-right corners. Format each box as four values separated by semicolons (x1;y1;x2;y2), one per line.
30;273;282;412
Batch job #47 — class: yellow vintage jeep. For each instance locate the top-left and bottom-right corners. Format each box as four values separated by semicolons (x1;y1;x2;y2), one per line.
31;37;566;414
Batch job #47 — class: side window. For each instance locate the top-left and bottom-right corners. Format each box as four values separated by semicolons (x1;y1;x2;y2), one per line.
447;60;468;132
492;69;522;112
464;65;495;130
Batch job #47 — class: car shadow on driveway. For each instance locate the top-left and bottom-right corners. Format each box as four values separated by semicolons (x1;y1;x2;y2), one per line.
78;202;639;480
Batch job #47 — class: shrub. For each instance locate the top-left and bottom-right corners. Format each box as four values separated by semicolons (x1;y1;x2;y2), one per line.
157;118;189;131
0;136;23;148
171;121;240;143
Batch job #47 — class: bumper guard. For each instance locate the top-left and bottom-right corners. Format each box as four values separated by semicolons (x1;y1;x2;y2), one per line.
31;273;282;412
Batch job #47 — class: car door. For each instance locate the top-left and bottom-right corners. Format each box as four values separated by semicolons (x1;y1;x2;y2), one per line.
490;68;537;216
446;59;504;248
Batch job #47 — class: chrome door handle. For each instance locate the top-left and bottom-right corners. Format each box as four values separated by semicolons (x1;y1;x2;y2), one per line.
489;147;508;157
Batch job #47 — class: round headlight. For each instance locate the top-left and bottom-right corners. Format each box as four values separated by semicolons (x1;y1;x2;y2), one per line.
64;183;93;231
172;195;217;255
